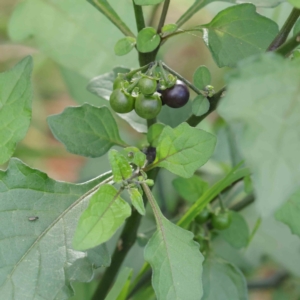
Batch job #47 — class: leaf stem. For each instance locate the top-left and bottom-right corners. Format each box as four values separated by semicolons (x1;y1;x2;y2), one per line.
88;0;135;37
132;1;146;32
267;7;300;51
275;31;300;56
157;0;171;33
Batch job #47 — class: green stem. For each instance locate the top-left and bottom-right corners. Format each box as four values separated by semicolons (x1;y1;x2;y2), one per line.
88;0;135;37
267;8;300;51
147;118;157;128
157;0;171;33
132;1;146;32
275;31;300;56
126;64;151;78
176;2;206;27
230;193;255;211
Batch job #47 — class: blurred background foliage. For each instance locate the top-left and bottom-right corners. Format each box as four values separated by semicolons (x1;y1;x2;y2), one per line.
1;0;300;299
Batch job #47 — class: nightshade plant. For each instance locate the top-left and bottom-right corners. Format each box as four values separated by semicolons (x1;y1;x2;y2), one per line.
1;0;300;299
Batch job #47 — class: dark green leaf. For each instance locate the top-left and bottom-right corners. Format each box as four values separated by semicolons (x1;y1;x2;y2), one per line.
114;37;136;56
218;54;300;215
147;123;166;147
134;0;164;6
128;188;145;215
48;104;127;157
73;184;131;250
108;150;132;182
193;65;211;90
0;159;111;299
201;4;278;67
173;175;209;203
276;189;300;237
192;95;210;116
149;123;216;177
0;56;32;164
219;212;250;249
137;27;161;53
202;255;248;300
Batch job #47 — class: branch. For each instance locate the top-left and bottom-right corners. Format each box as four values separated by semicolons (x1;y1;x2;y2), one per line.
275;31;300;56
230;193;255;211
157;0;171;33
132;1;146;32
267;8;300;51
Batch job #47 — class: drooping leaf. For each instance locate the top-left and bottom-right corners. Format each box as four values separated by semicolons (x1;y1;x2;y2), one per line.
105;267;133;300
0;56;32;164
128;188;145;215
47;104;127;157
121;147;146;168
192;95;210;117
202;255;248;300
87;67;148;133
147;123;166;147
148;122;216;177
172;175;209;203
114;37;136;56
0;159;111;299
136;27;161;53
218;53;300;215
193;65;211;90
276;189;300;237
73;184;131;251
108;149;132;183
8;0;137;78
201;4;279;67
144;204;203;299
219;212;250;249
134;0;164;6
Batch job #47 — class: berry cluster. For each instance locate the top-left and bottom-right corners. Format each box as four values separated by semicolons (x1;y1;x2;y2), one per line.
109;65;190;120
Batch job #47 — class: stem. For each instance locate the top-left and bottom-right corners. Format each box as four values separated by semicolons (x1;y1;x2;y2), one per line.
132;1;146;32
230;193;255;211
218;194;225;212
147;118;157;128
88;0;135;37
148;3;161;27
161;62;207;96
157;0;171;33
267;8;300;51
275;31;300;56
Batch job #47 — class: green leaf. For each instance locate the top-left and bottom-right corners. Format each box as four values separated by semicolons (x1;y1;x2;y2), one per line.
149;123;216;177
47;104;127;157
109;150;132;182
218;53;300;215
289;0;300;8
137;27;161;53
8;0;138;78
134;0;164;5
73;184;131;250
219;212;250;249
161;24;178;34
193;65;211;90
0;159;111;299
202;256;248;300
275;189;300;237
144;213;203;299
0;56;32;164
192;95;210;116
121;147;146;168
128;188;145;215
114;37;136;56
172;175;209;203
105;267;133;300
201;4;279;67
147;123;166;147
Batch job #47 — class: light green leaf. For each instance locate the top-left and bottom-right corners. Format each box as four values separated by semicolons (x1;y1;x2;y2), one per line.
109;150;132;183
147;123;166;147
134;0;164;5
161;24;178;34
172;175;209;203
149;122;216;177
219;212;250;249
144;212;203;299
121;147;146;168
8;0;137;78
193;65;211;90
218;54;300;215
137;27;161;53
202;256;248;300
114;37;136;56
276;189;300;237
0;56;32;164
47;104;127;157
73;184;131;250
105;267;133;300
0;159;111;299
201;4;279;67
128;188;145;215
289;0;300;8
192;95;210;117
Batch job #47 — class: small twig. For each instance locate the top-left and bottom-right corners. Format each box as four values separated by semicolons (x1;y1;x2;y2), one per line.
157;0;171;33
230;193;255;211
132;1;146;32
275;31;300;57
